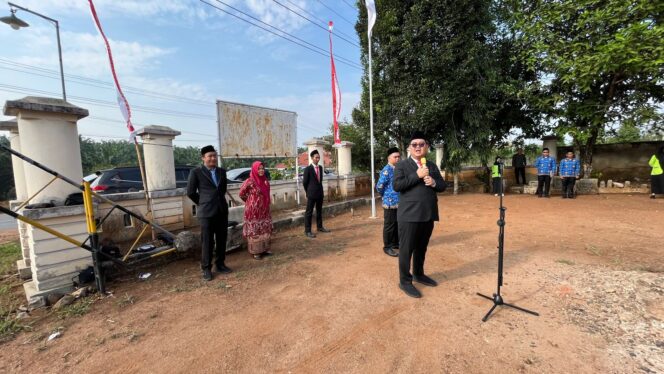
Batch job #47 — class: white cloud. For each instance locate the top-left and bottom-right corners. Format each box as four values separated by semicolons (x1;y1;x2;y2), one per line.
3;0;214;22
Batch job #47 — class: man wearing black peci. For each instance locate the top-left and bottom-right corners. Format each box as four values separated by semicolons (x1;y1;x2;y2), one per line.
393;131;446;298
303;149;330;238
187;145;232;281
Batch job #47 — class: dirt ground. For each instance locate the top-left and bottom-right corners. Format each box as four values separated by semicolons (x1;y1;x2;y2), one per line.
1;194;663;373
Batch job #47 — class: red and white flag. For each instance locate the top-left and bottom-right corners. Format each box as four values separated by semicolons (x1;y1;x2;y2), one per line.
328;21;341;145
88;0;135;141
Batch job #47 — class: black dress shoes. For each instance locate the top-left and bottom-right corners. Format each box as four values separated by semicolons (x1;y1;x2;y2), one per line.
215;265;232;274
399;283;422;298
318;227;331;233
414;274;438;287
202;269;213;281
306;232;316;238
383;248;398;257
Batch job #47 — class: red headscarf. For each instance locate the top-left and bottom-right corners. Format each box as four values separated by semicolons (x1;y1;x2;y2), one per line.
250;161;270;203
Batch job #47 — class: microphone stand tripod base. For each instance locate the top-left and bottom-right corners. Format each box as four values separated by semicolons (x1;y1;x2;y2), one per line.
476;292;539;322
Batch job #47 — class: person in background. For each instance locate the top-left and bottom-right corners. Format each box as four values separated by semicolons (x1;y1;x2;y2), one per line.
649;146;664;199
376;147;401;257
492;156;504;197
558;151;581;199
534;148;556;198
186;145;231;281
393;131;446;298
303;149;330;238
511;148;527;185
239;161;273;260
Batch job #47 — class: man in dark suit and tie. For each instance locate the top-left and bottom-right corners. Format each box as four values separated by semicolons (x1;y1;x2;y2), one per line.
187;145;232;281
303;149;330;238
393;131;446;298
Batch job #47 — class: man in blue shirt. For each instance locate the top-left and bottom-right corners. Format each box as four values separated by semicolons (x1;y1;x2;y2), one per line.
558;151;581;198
376;147;401;257
534;147;556;198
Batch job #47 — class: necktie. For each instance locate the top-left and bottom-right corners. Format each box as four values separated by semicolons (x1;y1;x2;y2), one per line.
315;165;320;182
416;159;422;168
210;169;218;186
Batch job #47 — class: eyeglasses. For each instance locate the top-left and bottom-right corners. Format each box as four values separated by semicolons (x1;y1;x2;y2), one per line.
410;142;427;148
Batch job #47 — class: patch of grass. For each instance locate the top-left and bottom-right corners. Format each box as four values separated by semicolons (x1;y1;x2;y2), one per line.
0;316;30;343
585;245;603;256
556;259;575;266
168;279;201;293
0;284;10;296
0;241;21;275
116;293;136;308
57;297;94;319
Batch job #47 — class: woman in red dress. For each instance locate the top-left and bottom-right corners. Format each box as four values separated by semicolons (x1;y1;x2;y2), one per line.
239;161;273;259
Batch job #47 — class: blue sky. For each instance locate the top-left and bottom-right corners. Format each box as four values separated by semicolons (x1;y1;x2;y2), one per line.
0;0;363;148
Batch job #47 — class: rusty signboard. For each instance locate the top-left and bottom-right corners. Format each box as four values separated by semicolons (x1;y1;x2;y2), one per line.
216;100;297;158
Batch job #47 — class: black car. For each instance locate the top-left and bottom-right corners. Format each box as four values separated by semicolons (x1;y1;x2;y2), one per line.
90;166;195;193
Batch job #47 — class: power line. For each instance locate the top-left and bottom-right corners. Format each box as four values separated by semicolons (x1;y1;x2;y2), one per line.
0;83;216;120
199;0;361;70
271;0;360;48
340;0;356;10
0;58;213;107
208;0;359;67
281;0;358;42
316;0;356;28
0;86;326;136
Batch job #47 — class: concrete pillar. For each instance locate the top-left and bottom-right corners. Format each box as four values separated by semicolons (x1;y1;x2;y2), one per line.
304;138;329;171
0;119;27;201
542;135;559;162
136;125;181;191
4;97;88;205
335;141;354;176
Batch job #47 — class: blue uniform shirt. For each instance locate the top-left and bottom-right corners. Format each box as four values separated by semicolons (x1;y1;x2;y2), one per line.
376;164;399;209
558;158;581;177
534;156;556;175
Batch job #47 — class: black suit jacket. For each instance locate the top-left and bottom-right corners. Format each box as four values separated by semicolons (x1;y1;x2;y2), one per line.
393;158;446;223
186;166;229;219
302;164;324;200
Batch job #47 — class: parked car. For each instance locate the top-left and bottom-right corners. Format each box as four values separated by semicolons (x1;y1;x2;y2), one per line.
90;166;195;193
226;167;271;184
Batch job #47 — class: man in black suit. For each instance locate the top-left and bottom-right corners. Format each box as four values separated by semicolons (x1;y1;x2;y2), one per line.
303;149;330;238
393;131;446;298
187;145;232;281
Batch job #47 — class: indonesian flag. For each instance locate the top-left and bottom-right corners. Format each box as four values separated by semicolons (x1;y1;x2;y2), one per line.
88;0;136;141
365;0;377;37
328;21;341;145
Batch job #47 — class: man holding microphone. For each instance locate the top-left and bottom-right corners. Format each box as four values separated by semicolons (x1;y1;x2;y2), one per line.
393;131;446;298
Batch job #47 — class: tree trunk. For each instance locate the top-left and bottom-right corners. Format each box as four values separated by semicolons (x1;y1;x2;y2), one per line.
453;173;459;195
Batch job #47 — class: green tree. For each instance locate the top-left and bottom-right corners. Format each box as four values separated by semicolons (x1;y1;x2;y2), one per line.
354;0;542;190
514;0;664;176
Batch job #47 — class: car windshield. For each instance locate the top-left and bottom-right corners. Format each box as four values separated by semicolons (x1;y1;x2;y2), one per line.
227;168;251;180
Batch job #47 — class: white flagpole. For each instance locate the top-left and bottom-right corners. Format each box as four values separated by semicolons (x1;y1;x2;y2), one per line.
368;35;376;219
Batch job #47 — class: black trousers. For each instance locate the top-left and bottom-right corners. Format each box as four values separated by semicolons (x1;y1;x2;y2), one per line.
398;221;434;285
515;167;526;185
562;177;576;197
536;175;552;196
199;213;227;271
304;197;323;233
492;177;502;194
383;208;399;250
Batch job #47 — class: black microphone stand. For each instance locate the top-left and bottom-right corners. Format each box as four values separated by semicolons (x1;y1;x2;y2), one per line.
477;163;539;322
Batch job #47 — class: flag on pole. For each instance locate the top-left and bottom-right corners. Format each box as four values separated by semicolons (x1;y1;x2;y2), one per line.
88;0;136;141
365;0;377;37
328;21;341;145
